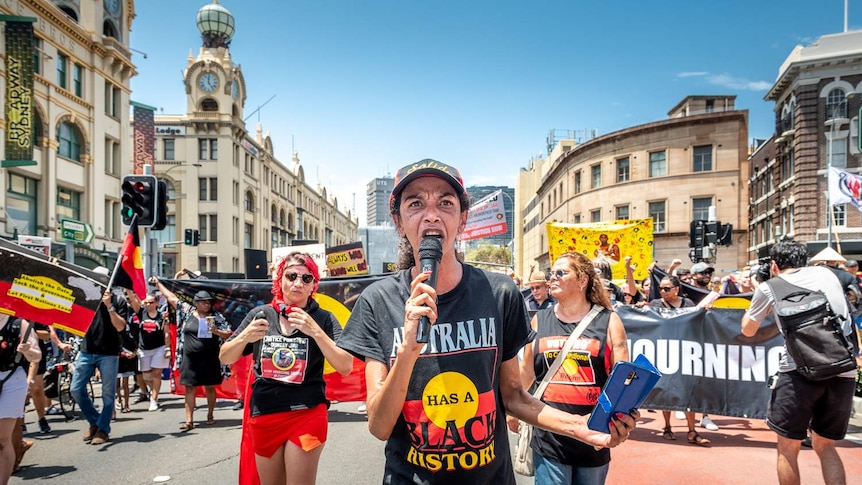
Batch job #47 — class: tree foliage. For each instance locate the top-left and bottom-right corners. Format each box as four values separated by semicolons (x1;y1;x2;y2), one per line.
465;244;511;271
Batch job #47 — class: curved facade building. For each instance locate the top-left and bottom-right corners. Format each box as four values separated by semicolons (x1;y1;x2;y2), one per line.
516;95;750;277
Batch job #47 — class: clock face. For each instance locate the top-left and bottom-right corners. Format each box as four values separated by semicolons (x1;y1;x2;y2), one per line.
104;0;120;15
232;80;238;99
199;72;218;93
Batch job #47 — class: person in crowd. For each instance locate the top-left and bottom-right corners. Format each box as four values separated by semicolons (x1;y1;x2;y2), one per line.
517;252;630;484
72;286;127;446
220;252;354;484
116;302;141;415
27;323;70;434
150;280;231;430
126;292;171;411
686;262;720;431
525;270;556;311
619;282;641;306
742;239;856;485
336;159;638;483
640;276;652;299
0;315;40;483
649;275;711;446
737;266;755;293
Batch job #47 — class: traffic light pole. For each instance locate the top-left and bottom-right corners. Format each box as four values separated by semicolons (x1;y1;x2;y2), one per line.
142;164;152;282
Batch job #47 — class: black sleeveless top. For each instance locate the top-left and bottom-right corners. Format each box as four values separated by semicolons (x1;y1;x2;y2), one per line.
530;305;612;467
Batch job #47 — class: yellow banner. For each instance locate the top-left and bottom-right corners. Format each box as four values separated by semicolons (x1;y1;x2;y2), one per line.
546;219;653;281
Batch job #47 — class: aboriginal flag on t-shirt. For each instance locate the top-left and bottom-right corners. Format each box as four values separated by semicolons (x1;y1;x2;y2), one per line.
400;346;499;456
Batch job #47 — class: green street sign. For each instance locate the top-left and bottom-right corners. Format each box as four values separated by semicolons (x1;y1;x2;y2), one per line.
59;218;93;243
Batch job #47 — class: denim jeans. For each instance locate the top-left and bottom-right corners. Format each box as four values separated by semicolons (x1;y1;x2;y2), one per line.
533;451;609;485
71;352;118;435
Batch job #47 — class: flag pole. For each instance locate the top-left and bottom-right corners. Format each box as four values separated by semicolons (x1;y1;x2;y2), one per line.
106;213;137;291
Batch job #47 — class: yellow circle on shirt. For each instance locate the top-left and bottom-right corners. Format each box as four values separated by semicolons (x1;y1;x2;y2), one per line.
422;371;479;429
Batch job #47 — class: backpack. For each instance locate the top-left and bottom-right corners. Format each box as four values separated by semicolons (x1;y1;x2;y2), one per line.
0;317;25;372
765;276;858;380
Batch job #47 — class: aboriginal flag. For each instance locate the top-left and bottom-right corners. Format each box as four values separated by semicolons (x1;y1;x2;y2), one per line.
113;215;147;299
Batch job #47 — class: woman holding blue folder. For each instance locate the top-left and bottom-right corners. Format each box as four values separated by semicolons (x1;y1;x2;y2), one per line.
517;252;630;485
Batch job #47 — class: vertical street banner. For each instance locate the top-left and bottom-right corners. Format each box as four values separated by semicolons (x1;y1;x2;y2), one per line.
2;18;37;168
132;102;156;174
546;219;654;281
461;189;508;241
326;242;369;277
0;238;106;336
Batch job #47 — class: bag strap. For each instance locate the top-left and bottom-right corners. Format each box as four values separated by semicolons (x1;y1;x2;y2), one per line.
532;305;602;400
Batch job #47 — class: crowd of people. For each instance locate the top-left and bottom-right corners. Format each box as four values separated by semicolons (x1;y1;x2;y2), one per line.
7;158;860;484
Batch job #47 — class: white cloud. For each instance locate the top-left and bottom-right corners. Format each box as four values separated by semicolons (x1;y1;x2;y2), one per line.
677;71;770;91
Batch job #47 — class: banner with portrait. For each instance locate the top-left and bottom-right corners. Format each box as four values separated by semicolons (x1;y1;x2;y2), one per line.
546;219;654;282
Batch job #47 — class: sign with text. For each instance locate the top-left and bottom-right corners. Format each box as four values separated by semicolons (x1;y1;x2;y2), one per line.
2;18;36;167
273;243;326;276
461;189;507;241
326;242;369;277
59;218;94;244
17;235;50;256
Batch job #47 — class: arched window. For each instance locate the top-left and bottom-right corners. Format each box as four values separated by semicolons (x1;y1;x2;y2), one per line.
57;121;81;161
288;212;294;231
32;111;42;145
279;209;285;226
826;89;848;119
201;98;218;111
270;204;277;223
103;20;120;41
58;6;78;22
245;190;255;212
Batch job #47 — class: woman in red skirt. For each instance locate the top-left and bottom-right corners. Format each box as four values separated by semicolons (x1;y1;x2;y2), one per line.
220;252;353;484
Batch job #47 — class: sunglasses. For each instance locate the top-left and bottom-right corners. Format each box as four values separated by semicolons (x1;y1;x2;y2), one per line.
549;269;570;279
659;286;675;292
286;272;315;285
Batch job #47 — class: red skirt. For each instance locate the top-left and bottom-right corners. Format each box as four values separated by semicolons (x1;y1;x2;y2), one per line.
247;403;328;458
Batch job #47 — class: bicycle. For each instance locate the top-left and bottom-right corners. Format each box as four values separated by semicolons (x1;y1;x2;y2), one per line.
43;337;94;420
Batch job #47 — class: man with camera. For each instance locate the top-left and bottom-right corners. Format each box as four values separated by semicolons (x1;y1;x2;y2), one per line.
742;239;856;485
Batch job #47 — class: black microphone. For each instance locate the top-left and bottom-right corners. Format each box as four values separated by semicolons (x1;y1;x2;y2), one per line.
416;236;443;343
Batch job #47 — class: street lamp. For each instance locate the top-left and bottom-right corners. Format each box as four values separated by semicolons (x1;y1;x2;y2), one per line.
826;92;857;249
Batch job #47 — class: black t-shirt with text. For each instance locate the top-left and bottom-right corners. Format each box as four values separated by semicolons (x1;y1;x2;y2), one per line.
136;309;166;350
228;299;341;417
81;290;126;356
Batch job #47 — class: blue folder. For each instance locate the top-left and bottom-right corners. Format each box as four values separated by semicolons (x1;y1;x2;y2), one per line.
587;354;661;433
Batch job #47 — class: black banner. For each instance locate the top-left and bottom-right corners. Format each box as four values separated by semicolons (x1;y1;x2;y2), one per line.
132;102;155;174
3;18;36;167
159;276;782;418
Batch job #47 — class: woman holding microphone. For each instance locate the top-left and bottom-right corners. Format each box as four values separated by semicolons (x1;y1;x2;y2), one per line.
220;252;353;484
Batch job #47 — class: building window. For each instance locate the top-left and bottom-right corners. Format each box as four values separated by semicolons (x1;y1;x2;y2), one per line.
830;137;848;168
57;186;81;220
104;199;120;240
615;205;629;221
198;138;218;160
573;213;581;223
574;171;581;194
826;89;848;119
57;53;67;89
199;214;218;242
616;157;630;183
831;204;846;227
33;37;41;74
692;197;712;221
591;164;601;189
245;223;254;248
105;138;121;176
705;99;714;113
245;190;255;212
57;122;81;161
164;138;176;160
693;145;712;172
649;201;666;233
198;256;217;272
649;151;667;177
198;178;218;201
6;173;37;235
590;209;601;222
73;64;83;97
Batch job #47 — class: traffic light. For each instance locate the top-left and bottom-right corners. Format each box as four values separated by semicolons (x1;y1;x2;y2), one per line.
151;180;169;231
184;228;200;246
121;175;158;226
688;220;707;263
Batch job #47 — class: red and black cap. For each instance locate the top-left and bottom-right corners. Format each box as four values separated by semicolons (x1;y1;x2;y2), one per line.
389;159;467;211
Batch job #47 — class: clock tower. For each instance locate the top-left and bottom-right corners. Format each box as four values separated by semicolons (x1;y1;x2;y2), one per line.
183;0;246;122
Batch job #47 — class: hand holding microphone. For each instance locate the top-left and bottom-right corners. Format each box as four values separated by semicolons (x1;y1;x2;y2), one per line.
416;236;443;343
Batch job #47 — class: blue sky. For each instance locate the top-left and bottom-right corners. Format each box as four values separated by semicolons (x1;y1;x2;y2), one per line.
130;0;855;225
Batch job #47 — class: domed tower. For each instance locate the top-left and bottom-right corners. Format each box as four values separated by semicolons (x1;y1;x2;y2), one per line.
196;0;235;48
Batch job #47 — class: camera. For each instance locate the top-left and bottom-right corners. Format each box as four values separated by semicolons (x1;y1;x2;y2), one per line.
753;257;772;283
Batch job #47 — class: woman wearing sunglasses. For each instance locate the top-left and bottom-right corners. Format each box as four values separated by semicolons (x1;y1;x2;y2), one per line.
517;252;630;484
220;252;353;485
648;276;709;446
